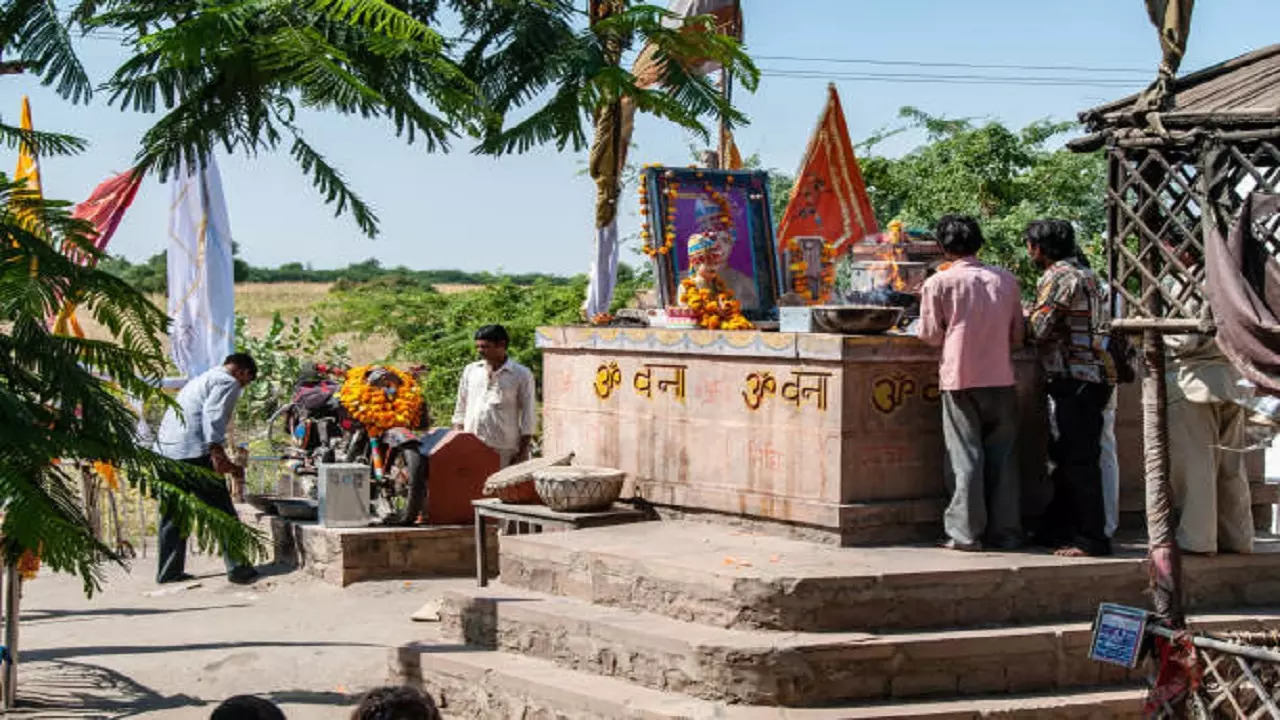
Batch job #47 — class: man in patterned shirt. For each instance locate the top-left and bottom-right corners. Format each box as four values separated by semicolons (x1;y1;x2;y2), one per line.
1025;220;1116;557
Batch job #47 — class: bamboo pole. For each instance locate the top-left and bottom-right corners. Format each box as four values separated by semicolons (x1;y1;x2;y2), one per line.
1138;148;1185;630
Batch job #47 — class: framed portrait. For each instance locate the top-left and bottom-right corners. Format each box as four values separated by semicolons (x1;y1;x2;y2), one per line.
642;167;780;320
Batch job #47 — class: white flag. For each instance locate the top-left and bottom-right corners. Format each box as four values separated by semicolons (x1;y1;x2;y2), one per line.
167;154;235;378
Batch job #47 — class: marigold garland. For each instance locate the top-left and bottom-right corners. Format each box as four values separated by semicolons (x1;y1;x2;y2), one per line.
17;547;40;581
91;461;119;491
679;276;754;331
338;365;424;438
783;238;837;303
640;168;734;259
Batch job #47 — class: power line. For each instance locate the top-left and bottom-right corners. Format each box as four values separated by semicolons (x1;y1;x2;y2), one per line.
754;54;1151;75
760;69;1146;89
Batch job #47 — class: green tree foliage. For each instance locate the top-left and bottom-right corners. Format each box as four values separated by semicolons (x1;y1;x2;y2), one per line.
99;250;575;294
57;0;755;238
0;176;260;594
760;109;1104;290
328;268;646;420
859;109;1106;289
234;313;350;428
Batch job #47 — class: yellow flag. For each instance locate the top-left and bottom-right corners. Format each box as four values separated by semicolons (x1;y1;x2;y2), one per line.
15;96;41;196
13;97;43;277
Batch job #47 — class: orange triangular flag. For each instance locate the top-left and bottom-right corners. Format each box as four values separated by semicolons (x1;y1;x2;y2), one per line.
776;84;878;256
726;134;744;170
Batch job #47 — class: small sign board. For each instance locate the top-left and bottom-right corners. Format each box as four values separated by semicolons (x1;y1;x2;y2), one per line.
1089;603;1149;668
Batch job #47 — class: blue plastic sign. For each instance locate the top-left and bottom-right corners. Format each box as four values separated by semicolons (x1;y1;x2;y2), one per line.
1089;603;1149;668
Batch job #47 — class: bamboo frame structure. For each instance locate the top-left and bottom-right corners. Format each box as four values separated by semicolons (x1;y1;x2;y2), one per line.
1076;43;1280;715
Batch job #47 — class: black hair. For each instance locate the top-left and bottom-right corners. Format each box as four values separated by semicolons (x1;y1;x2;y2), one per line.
474;325;510;346
210;695;286;720
350;686;441;720
1024;219;1078;262
934;215;985;256
223;353;259;380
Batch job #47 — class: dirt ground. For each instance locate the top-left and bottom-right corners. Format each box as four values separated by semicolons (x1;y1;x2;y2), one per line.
12;553;461;719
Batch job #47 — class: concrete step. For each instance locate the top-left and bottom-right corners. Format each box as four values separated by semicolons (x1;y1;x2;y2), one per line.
498;521;1280;632
436;582;1279;706
394;645;1145;719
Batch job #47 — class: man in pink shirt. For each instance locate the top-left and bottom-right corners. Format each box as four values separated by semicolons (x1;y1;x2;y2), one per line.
918;215;1025;551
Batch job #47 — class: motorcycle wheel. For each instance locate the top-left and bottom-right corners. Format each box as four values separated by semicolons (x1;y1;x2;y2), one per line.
387;447;428;526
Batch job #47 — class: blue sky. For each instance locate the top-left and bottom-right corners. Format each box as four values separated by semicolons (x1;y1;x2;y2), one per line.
8;0;1280;275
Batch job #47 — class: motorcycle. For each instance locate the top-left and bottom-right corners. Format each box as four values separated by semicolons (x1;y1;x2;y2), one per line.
269;363;430;525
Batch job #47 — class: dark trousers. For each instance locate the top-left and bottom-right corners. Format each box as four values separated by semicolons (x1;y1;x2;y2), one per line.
940;387;1022;547
1042;379;1114;555
157;456;251;582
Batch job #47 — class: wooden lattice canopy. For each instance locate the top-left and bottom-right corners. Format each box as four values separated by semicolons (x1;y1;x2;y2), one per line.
1071;44;1280;331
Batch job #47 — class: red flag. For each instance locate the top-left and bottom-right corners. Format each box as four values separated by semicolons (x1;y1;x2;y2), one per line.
67;169;143;266
776;85;878;257
52;169;144;336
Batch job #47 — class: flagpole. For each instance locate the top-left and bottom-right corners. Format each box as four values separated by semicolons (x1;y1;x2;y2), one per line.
719;70;732;170
717;0;741;170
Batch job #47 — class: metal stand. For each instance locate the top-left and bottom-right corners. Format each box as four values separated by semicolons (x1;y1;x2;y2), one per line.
2;562;20;709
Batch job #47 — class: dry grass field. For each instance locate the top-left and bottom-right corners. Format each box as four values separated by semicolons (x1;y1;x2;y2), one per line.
76;281;489;365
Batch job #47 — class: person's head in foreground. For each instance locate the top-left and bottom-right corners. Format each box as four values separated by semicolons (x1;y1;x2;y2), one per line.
223;352;259;388
474;324;510;367
1023;219;1078;270
350;686;441;720
934;214;985;260
210;695;286;720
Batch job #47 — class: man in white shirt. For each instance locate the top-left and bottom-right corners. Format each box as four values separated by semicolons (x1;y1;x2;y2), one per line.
451;325;537;468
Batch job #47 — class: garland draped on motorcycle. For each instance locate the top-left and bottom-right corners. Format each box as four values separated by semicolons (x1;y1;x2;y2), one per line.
273;363;431;525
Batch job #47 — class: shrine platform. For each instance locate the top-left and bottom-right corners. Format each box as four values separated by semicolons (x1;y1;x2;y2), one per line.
240;507;497;587
395;521;1280;718
537;326;1272;546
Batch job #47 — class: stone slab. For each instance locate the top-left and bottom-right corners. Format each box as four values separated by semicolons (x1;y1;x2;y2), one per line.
435;582;1277;706
496;521;1280;632
242;508;496;586
398;646;1144;719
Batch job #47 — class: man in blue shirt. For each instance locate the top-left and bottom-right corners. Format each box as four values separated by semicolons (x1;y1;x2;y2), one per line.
155;353;259;584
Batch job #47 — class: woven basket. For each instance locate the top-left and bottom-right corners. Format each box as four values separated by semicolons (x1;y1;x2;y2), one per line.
532;466;625;513
482;453;574;504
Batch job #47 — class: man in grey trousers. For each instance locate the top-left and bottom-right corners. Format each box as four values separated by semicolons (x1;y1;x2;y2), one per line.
154;353;260;584
918;216;1025;551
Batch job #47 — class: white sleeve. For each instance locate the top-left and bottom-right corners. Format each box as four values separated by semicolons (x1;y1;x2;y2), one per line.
518;369;537;437
451;366;470;427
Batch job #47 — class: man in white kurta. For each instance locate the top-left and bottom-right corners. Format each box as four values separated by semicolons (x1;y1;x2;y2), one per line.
452;325;537;468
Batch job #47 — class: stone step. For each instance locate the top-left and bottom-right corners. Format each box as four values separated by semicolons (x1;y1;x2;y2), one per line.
498;521;1280;632
395;645;1145;719
436;582;1278;706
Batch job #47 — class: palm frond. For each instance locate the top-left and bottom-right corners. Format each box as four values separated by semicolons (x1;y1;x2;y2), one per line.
265;26;386;113
0;122;88;157
5;0;94;103
311;0;438;44
289;134;379;238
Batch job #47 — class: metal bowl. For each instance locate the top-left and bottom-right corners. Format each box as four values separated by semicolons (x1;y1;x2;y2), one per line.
274;498;318;521
811;305;904;335
246;494;280;514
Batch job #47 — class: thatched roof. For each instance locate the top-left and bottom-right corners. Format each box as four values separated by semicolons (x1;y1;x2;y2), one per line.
1079;44;1280;135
